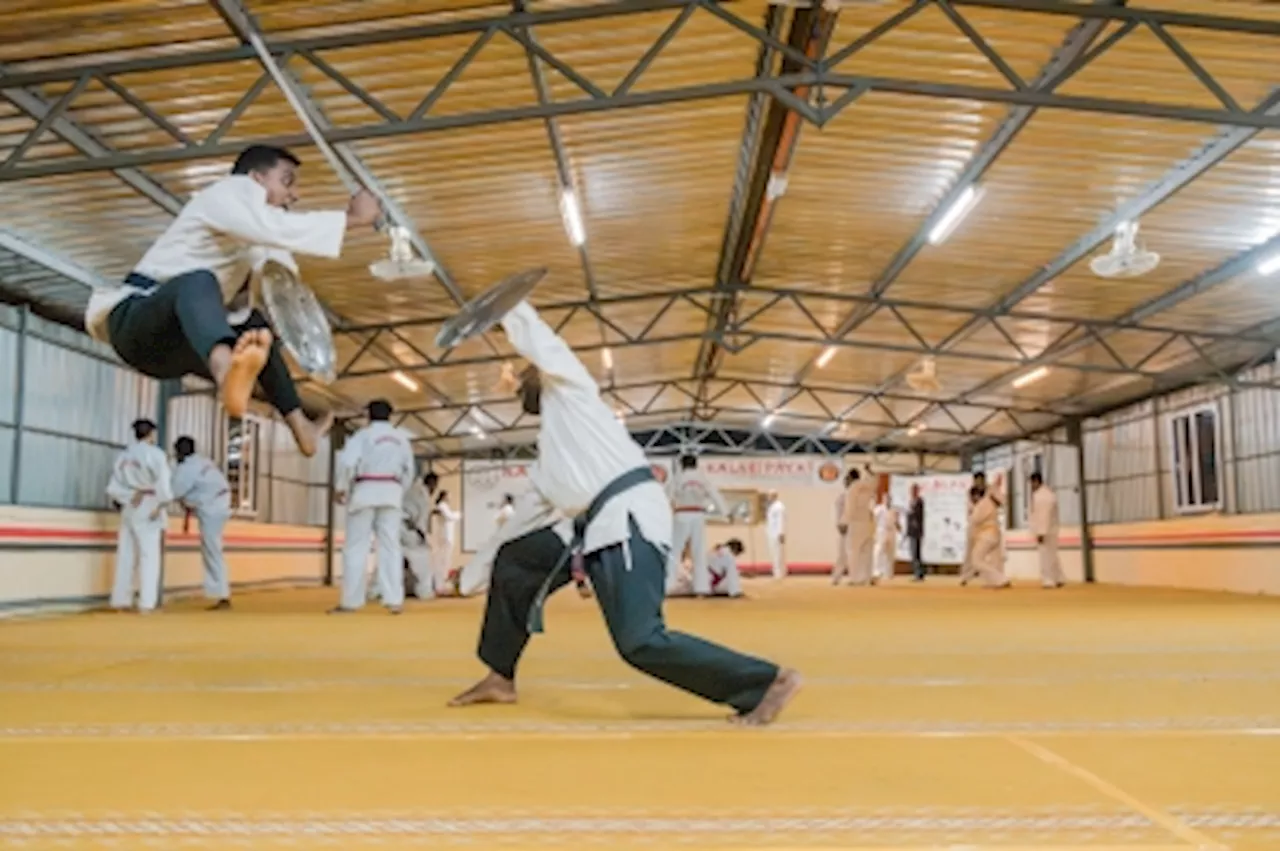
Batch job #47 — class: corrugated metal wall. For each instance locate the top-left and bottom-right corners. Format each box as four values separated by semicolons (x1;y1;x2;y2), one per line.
977;360;1280;526
6;309;157;509
2;303;329;526
973;432;1082;531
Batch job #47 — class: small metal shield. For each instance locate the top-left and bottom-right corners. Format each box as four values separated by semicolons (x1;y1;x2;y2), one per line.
258;259;338;384
434;267;548;350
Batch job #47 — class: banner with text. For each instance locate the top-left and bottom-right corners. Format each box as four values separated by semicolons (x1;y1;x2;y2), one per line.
461;455;847;551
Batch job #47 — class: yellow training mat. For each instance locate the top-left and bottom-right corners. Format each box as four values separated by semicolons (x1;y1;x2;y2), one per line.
2;579;1279;850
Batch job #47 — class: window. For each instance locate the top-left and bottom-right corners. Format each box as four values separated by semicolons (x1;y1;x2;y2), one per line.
224;415;263;517
1016;451;1044;527
1168;404;1221;513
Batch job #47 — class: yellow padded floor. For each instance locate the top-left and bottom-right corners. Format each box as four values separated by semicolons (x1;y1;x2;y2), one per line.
2;578;1280;850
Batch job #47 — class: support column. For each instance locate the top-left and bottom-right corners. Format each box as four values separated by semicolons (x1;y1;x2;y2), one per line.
9;305;28;504
323;422;343;587
154;379;181;606
1068;417;1095;584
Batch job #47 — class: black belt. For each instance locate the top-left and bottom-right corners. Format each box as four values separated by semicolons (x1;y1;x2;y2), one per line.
526;466;655;635
124;272;160;292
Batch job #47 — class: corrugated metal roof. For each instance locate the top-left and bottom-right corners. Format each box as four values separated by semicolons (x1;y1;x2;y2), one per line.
1;0;1278;456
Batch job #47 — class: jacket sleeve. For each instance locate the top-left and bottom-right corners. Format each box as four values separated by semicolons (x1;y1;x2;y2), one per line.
200;177;347;260
500;301;596;390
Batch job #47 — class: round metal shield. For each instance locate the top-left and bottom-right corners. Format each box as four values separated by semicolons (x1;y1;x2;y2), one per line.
435;267;548;350
258;259;338;385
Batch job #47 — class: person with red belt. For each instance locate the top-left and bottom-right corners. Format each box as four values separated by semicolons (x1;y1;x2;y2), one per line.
664;454;728;597
331;399;416;614
171;436;234;610
106;419;173;614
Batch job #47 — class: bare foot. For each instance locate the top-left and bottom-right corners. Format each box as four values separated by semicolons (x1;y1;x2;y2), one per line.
729;668;802;727
221;329;272;417
287;410;335;458
448;672;517;707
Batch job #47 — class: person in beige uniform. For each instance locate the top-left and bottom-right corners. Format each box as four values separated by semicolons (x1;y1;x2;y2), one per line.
1029;472;1066;589
831;469;855;581
965;473;1011;589
839;468;877;585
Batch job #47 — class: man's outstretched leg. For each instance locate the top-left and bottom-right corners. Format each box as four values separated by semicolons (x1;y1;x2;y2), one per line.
234;308;332;456
589;520;802;726
449;526;570;707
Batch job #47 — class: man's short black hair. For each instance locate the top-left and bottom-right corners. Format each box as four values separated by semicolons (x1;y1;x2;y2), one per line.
132;419;157;441
174;436;196;456
424;472;439;489
368;399;393;421
680;454;697;470
724;538;744;555
1029;471;1043;485
503;493;514;504
232;145;301;176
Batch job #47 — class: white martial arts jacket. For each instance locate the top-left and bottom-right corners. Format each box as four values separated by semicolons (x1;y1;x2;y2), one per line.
335;421;415;511
401;481;431;547
496;503;515;528
667;469;728;516
107;441;173;515
874;503;901;545
84;175;348;343
841;478;877;529
1029;486;1060;543
171;454;232;518
434;500;460;545
766;499;785;540
500;301;670;554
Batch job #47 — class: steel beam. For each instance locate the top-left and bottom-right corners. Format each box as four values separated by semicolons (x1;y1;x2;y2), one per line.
4;0;1280;181
696;3;834;410
2;0;1274;91
794;0;1124;382
0;231;107;291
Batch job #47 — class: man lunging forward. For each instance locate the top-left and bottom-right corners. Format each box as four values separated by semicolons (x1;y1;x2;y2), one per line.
83;144;381;456
448;300;801;726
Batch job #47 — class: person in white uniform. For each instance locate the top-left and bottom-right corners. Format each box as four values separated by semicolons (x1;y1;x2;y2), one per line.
106;419;173;614
496;493;516;529
831;470;855;581
331;399;415;614
959;473;985;586
448;300;800;726
1029;472;1066;589
839;468;877;585
708;539;745;598
81;145;379;457
171;436;233;609
966;473;1011;589
431;490;461;594
765;491;786;579
455;489;578;600
872;493;901;582
665;454;729;596
400;472;434;599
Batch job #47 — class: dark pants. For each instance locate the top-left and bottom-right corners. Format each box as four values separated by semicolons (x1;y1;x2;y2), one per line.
106;269;301;417
910;535;925;579
478;517;780;714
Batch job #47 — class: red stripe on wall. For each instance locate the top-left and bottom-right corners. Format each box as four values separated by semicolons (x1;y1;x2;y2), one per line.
0;526;323;547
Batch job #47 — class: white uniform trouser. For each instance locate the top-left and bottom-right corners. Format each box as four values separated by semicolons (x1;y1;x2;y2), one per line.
196;510;231;600
1038;537;1066;587
432;535;454;590
831;529;848;583
110;508;165;611
342;507;403;609
710;558;742;596
767;535;786;578
844;524;874;585
969;534;1009;587
667;511;708;594
873;535;895;581
405;544;434;598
